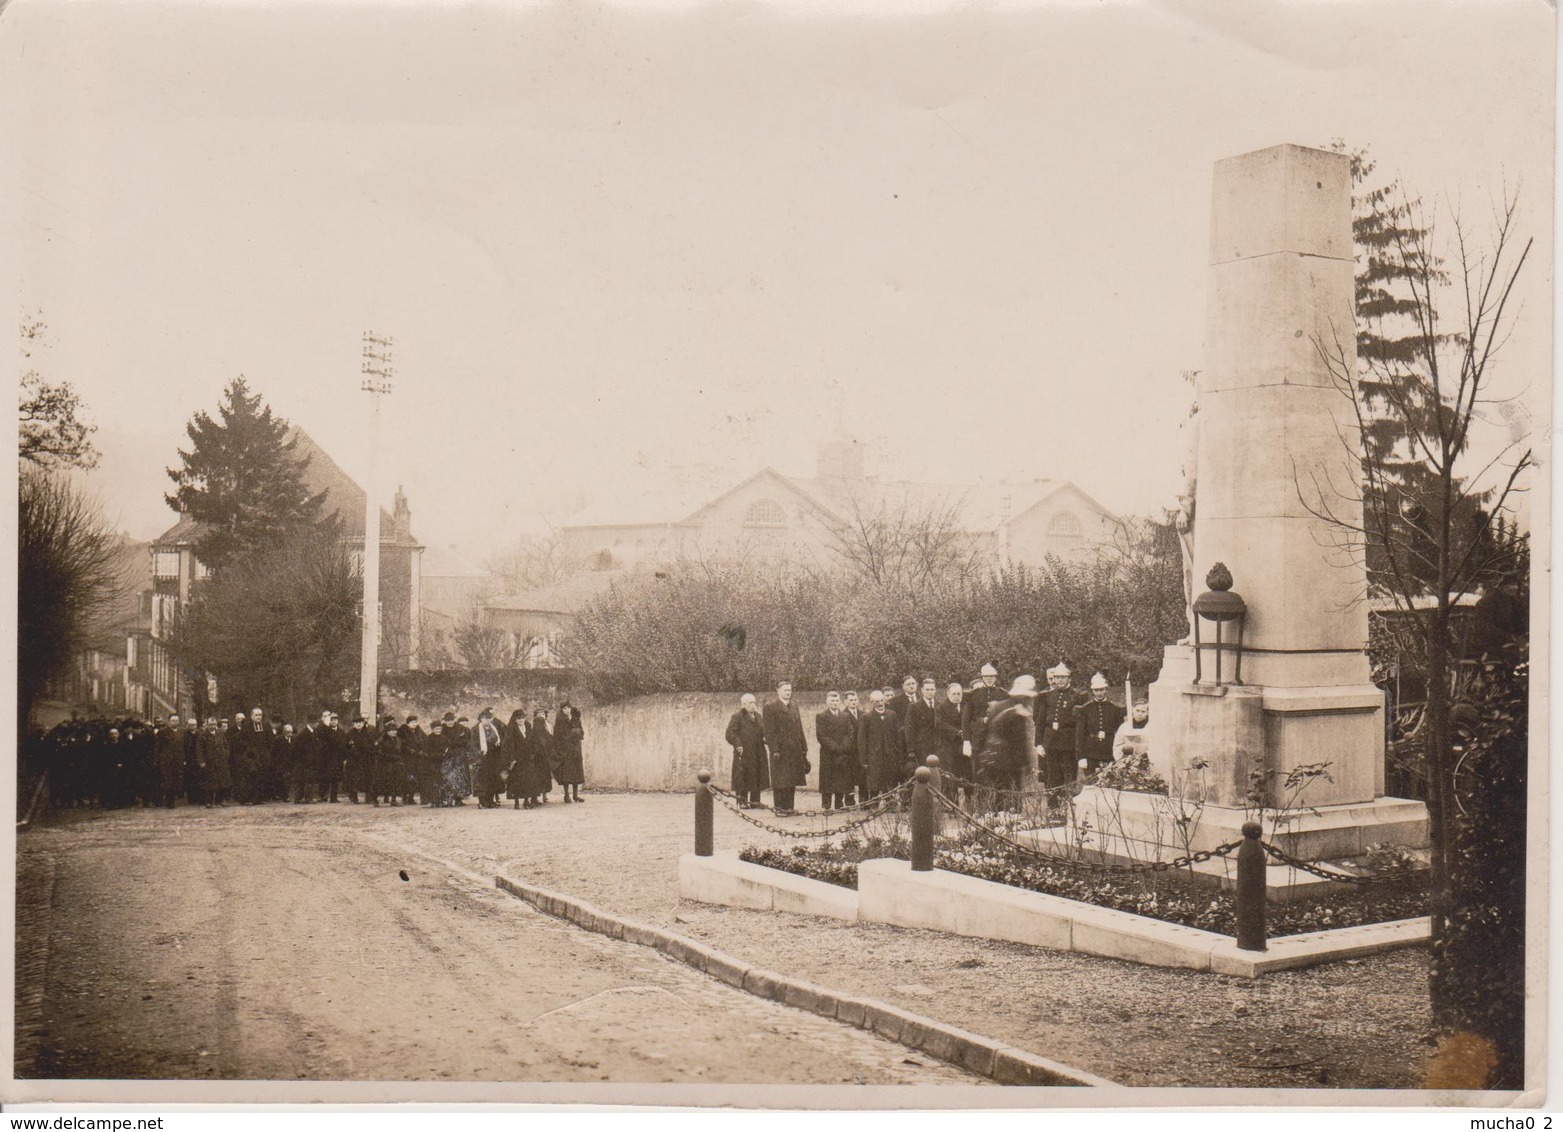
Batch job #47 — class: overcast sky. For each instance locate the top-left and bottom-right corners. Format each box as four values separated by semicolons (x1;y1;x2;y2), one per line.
5;0;1553;559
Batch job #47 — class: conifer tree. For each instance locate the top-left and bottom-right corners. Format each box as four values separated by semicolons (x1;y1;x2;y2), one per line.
165;377;326;570
1329;142;1490;595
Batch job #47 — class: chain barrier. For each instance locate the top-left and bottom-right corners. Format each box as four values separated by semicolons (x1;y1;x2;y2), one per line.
1260;840;1430;886
929;785;1243;875
706;778;911;819
708;786;905;840
939;766;1109;809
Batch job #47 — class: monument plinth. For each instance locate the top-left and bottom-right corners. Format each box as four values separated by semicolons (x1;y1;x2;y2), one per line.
1133;144;1427;858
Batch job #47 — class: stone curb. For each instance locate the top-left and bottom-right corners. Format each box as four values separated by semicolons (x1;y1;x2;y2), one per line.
495;873;1115;1088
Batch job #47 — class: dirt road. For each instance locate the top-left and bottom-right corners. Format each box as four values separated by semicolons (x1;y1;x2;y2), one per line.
15;809;975;1086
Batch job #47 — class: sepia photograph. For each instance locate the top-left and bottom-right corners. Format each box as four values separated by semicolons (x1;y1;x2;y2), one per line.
3;0;1552;1112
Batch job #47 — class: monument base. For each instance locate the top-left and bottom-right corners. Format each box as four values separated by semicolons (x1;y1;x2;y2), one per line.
1064;784;1428;863
1147;645;1389;808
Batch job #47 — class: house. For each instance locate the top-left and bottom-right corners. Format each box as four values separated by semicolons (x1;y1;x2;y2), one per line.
484;570;627;668
559;432;1120;575
131;427;425;716
58;535;153;716
418;543;496;664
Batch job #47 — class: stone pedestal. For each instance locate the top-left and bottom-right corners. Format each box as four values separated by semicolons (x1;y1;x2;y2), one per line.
1142;143;1426;852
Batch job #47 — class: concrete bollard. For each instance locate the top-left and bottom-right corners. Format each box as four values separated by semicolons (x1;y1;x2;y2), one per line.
695;769;714;857
1235;820;1266;951
910;767;935;872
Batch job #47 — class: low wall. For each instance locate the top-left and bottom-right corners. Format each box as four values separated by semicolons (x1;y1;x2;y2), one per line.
581;692;830;793
376;688;830;793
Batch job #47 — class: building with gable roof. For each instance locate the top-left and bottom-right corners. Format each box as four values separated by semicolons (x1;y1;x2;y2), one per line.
558;432;1119;576
131;426;424;717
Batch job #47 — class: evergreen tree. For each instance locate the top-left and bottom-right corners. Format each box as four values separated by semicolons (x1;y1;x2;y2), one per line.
165;377;326;570
1329;142;1489;596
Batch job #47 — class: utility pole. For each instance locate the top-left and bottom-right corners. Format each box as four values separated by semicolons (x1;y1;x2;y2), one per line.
359;332;394;724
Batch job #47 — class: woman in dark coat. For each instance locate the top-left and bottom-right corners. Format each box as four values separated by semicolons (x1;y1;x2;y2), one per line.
553;703;585;802
525;708;555;804
503;710;530;809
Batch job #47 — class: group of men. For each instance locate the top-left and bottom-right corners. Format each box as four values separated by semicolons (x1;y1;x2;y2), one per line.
28;702;588;812
723;664;1151;814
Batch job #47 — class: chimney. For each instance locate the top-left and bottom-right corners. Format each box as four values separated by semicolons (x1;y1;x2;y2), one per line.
393;485;411;539
816;430;865;480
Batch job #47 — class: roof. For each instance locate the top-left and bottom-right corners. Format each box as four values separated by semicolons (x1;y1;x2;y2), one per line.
789;477;1066;534
564;481;724;529
154;426;419;548
562;466;1101;536
421;543;490;579
486;570;628;615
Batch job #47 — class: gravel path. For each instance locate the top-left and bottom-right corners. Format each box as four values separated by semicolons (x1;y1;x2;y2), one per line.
15;809;974;1086
20;794;1435;1089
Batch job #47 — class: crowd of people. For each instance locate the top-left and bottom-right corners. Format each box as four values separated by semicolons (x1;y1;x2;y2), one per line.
724;664;1151;815
27;702;587;813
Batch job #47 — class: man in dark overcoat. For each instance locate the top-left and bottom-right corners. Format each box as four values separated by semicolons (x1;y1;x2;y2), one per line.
858;690;904;797
843;691;866;804
761;680;808;815
344;716;374;803
295;713;327;803
182;716;202;804
903;676;941;777
271;723;300;803
1037;663;1081;790
317;711;345;803
1076;672;1127;778
723;693;769;808
889;675;919;728
399;715;429;804
936;682;969;801
154;714;184;808
814;691;857;811
238;707;274;804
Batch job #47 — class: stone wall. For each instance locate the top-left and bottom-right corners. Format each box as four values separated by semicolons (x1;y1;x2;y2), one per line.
377;685;828;793
581;692;829;793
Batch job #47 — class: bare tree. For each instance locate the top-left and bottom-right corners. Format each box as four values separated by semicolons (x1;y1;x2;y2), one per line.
826;490;982;592
19;310;99;471
18;469;128;725
487;524;587;593
451;598;518;670
1304;186;1532;1031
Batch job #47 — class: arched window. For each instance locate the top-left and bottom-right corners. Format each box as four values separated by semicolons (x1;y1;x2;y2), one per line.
1049;511;1082;537
744;498;786;527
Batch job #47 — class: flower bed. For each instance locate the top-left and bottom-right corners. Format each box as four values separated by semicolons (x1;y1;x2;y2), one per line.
739;835;1428;937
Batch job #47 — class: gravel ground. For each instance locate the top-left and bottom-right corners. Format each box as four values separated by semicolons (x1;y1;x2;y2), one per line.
15;808;975;1086
23;793;1436;1089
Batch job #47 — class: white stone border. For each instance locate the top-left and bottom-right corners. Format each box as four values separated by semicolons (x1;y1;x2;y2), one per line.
679;851;1429;978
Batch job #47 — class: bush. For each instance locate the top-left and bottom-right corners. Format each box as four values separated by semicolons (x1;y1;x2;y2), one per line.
571;525;1185;701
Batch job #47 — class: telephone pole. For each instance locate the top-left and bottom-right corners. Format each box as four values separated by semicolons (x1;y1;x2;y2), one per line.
359;332;394;723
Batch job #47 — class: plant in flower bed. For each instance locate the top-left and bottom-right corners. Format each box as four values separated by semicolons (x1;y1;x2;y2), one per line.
740;833;1428;937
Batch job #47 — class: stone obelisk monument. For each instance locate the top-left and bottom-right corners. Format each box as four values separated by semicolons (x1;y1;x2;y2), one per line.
1134;144;1428;858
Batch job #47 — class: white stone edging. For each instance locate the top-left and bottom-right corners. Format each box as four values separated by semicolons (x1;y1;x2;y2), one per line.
678;852;1428;978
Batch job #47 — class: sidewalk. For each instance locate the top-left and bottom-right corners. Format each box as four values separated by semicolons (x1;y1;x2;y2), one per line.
321;789;1432;1090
